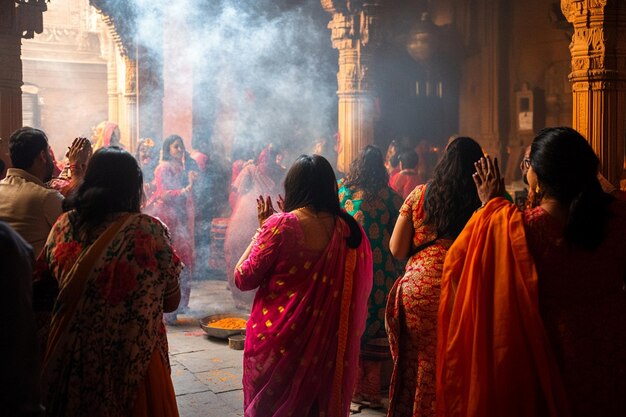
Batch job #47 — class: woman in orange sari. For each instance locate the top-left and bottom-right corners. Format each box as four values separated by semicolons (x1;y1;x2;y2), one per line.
235;154;373;417
438;127;626;417
386;137;483;417
35;147;181;417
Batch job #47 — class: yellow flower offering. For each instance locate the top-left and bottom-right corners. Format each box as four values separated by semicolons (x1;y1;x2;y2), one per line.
207;317;247;330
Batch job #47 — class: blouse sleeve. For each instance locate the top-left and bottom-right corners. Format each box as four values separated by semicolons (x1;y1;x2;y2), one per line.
234;213;286;291
140;215;182;292
400;183;425;219
400;184;437;247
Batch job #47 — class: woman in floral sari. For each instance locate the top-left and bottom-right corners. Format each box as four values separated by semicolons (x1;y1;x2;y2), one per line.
35;147;181;417
235;154;373;417
386;137;483;417
338;145;404;408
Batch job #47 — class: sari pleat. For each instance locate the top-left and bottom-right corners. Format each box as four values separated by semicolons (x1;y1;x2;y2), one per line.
436;198;570;417
131;349;180;417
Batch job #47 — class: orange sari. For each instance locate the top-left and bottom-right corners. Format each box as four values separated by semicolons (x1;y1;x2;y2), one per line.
436;198;570;417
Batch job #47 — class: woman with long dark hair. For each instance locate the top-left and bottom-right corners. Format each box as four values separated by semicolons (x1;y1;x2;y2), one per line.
234;154;373;417
438;127;626;417
386;137;483;417
35;147;181;416
148;134;198;319
338;145;404;408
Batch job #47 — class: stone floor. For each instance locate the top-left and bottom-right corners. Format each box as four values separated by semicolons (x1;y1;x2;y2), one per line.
166;278;388;417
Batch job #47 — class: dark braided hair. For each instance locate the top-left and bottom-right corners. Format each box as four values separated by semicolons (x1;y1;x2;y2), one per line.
423;137;483;238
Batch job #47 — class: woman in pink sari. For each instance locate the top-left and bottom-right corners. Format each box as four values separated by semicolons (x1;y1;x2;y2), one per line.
235;155;373;417
226;145;285;310
148;135;198;318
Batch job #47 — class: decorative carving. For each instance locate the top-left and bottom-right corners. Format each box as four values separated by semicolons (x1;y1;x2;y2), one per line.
124;57;136;95
328;13;355;50
321;0;381;171
98;13;129;58
561;0;626;185
37;27;80;43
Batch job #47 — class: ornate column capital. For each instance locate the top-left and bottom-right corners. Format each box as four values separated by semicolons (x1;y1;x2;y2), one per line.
561;0;626;185
561;0;626;81
323;1;382;51
561;0;608;21
321;0;382;172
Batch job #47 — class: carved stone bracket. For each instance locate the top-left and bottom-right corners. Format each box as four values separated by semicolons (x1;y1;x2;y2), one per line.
99;13;130;58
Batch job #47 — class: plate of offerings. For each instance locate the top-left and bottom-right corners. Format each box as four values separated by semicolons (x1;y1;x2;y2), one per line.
199;313;249;339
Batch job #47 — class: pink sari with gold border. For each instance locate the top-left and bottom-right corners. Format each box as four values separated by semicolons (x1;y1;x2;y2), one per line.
235;212;373;417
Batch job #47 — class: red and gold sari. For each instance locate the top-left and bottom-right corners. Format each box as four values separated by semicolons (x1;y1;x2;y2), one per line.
385;184;450;417
235;212;373;417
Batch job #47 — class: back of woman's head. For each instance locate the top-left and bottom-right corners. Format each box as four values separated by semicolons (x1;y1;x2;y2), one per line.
531;126;612;249
161;134;184;161
344;145;389;198
283;154;362;248
424;136;483;238
283;154;339;213
66;147;143;230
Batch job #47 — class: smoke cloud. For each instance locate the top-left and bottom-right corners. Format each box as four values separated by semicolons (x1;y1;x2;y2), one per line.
134;0;337;159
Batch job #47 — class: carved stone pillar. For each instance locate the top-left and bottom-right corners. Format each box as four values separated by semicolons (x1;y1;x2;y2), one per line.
0;1;21;172
0;31;22;165
322;1;381;173
479;0;507;160
123;56;138;151
105;35;119;123
561;0;626;185
0;0;47;174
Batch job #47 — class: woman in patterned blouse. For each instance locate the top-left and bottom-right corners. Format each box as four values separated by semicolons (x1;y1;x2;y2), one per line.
386;137;483;417
36;147;182;417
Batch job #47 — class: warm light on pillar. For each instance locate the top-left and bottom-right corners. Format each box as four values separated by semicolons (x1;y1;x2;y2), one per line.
562;0;626;186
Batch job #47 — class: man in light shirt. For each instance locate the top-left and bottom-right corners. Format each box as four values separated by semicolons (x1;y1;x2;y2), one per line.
0;127;63;256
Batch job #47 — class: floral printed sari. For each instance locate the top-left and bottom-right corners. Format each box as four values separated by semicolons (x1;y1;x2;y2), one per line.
36;212;181;417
